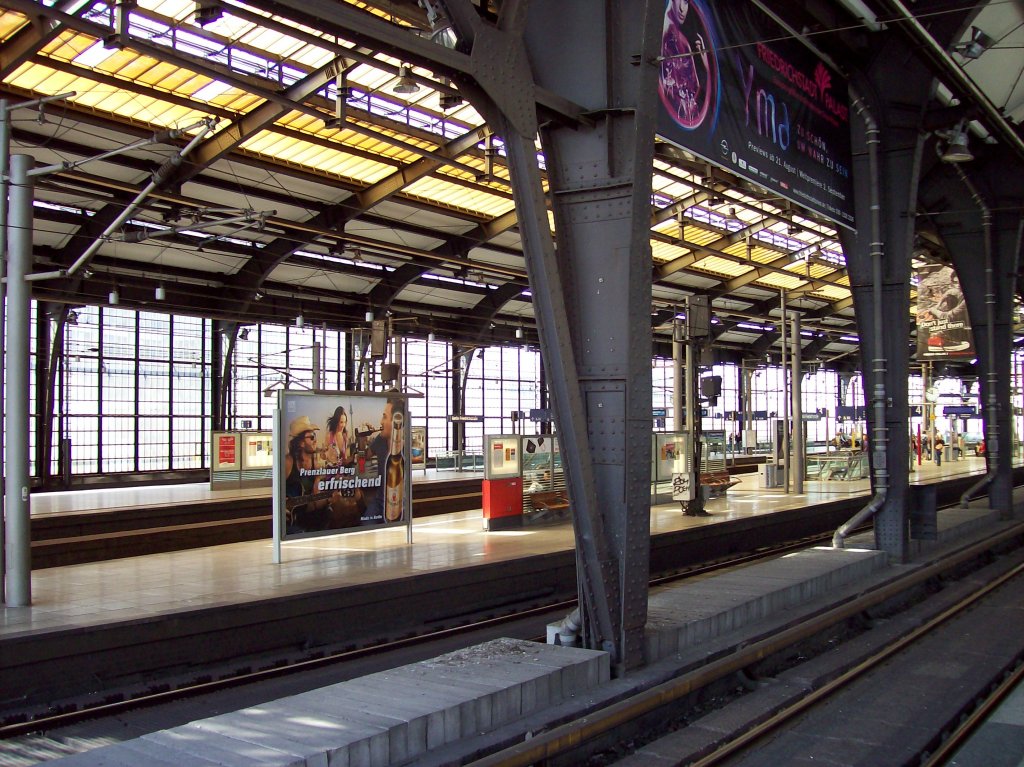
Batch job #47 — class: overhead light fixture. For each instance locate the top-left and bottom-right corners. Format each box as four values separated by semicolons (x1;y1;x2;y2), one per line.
427;331;436;343
67;310;79;326
515;327;523;340
365;310;374;323
942;121;973;163
154;284;166;301
108;288;119;306
425;0;458;50
440;91;463;111
438;77;462;110
393;65;420;95
953;26;994;60
253;290;264;302
239;328;250;341
476;133;499;183
194;0;223;27
295;314;304;328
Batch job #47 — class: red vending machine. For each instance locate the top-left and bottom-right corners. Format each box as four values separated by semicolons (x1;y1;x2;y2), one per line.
481;435;523;531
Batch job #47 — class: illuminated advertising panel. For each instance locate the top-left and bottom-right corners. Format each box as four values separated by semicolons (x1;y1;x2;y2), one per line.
915;264;974;361
657;0;855;228
276;391;410;540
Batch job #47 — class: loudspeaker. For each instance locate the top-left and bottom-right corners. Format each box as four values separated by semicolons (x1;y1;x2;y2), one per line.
370;319;388;358
687;295;711;337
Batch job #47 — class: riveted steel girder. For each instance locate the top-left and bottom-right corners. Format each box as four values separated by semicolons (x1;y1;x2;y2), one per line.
916;150;1021;518
521;0;661;670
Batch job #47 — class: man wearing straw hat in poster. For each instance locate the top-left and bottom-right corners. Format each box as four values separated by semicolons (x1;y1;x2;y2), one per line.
284;415;338;533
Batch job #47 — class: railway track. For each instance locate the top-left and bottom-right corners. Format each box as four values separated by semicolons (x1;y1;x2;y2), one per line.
2;491;1017;765
465;520;1024;767
0;525;862;765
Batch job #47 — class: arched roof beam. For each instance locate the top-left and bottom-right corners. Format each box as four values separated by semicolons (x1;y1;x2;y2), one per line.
367;263;432;310
466;281;529;338
260;0;589;126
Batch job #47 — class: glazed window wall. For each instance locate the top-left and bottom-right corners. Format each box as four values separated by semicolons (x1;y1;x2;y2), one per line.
42;299;877;481
59;307;212;476
227;325;346;432
464;345;542;453
401;338;452;460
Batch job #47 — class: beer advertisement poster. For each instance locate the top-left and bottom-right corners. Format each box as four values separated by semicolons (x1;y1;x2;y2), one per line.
276;390;410;541
656;0;855;228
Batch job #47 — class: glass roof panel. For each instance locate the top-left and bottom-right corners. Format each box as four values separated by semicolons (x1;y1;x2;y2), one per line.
239;132;394;184
810;285;851;301
287;43;336;69
651;241;690;264
685;227;727;247
691;257;749;278
137;0;195;22
240;27;309;58
753;273;806;290
0;9;28;39
404;177;515;218
651;219;680;237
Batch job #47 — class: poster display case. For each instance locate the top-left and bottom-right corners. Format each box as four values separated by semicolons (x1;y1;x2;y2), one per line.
651;430;730;503
273;390;412;562
242;433;274;470
484;434;521;479
210;431;273;488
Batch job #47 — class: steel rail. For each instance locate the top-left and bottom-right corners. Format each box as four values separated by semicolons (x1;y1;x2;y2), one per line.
692;561;1024;765
467;521;1024;767
920;656;1024;767
0;521;857;739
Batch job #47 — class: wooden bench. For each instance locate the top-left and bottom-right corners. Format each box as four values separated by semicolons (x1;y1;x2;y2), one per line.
699;471;740;498
529;491;570;513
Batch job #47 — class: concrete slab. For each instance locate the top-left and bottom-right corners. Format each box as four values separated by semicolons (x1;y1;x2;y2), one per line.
645;547;888;663
143;728;310;767
47;638;609;767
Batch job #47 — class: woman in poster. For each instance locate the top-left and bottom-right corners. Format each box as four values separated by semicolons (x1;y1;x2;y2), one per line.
325;406;354;466
659;0;718;130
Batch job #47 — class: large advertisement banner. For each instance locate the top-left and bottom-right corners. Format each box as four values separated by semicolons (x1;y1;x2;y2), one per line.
915;264;974;361
276;391;410;541
657;0;855;228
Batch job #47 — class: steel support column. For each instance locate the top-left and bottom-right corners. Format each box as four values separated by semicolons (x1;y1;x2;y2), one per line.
918;163;1020;517
840;99;920;561
5;154;33;605
441;0;660;669
525;0;660;670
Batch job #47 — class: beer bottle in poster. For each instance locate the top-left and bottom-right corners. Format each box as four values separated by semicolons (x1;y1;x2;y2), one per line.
385;411;405;521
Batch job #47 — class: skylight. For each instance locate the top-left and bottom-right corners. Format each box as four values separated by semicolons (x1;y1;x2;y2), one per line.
72;42;118;68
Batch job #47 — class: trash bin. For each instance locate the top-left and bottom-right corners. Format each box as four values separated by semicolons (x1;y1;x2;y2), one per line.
759;463;778;488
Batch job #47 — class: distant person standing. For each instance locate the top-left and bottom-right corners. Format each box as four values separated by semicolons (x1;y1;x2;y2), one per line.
934;434;946;466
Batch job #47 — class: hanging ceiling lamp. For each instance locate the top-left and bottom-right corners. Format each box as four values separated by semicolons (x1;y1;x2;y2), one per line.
393;65;420;95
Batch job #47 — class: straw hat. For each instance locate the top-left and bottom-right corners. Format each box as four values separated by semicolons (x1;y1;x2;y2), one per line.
289;415;320;439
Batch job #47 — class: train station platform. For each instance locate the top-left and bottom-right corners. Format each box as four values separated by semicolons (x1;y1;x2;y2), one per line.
33;467;1024;767
0;456;1013;722
26;468;487;568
